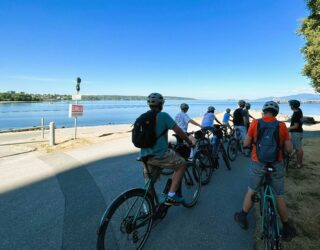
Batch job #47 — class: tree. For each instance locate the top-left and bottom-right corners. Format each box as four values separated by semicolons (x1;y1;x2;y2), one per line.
299;0;320;92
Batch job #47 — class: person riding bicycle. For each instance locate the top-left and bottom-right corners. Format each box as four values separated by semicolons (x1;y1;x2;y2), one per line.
288;99;303;169
201;106;222;129
234;101;296;241
233;100;247;141
140;93;194;206
222;108;233;126
175;103;201;159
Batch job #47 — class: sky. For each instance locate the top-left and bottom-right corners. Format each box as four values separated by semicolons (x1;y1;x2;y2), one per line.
0;0;316;99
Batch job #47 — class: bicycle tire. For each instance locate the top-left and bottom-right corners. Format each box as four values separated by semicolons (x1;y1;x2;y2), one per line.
192;149;213;185
182;162;201;208
220;145;231;170
227;138;238;161
263;199;281;250
97;188;154;250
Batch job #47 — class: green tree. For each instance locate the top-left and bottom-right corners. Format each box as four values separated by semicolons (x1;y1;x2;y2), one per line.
299;0;320;92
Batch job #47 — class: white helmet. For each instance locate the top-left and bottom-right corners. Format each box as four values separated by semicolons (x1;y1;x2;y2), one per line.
147;93;164;106
262;101;279;115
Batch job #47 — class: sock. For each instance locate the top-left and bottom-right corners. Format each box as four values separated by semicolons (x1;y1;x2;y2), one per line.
168;192;175;197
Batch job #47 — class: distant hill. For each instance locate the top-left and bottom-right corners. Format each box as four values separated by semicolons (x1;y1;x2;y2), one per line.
254;93;320;103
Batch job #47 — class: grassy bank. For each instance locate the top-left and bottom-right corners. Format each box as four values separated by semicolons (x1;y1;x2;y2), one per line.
256;137;320;249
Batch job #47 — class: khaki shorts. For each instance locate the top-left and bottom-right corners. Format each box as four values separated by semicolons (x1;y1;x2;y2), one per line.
144;149;186;179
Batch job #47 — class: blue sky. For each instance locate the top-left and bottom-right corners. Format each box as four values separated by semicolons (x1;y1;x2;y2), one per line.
0;0;315;99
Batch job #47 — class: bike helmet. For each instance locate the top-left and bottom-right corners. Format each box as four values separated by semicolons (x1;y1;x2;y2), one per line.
147;93;164;106
208;106;215;112
238;100;246;107
180;103;189;110
262;101;279;115
245;103;251;109
288;99;300;109
226;108;231;113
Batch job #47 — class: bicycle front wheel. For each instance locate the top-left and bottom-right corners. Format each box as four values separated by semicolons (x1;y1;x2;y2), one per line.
193;149;213;185
182;162;201;208
227;138;238;161
97;188;154;250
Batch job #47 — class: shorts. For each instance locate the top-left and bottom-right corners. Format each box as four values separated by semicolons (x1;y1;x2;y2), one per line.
291;132;303;150
144;149;186;179
248;161;285;197
235;125;247;140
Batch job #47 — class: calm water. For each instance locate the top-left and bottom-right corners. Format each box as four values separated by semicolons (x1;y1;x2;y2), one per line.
0;100;319;130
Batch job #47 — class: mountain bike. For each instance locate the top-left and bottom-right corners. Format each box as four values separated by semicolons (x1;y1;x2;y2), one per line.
221;124;234;142
253;165;281;250
283;150;296;173
227;126;244;161
97;156;201;250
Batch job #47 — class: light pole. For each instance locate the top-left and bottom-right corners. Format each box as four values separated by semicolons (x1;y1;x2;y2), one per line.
74;77;81;139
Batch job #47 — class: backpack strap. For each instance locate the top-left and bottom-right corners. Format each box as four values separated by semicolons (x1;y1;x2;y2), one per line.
154;111;168;141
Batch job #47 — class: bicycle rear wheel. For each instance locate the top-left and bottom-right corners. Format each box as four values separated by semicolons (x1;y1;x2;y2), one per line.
227;138;238;161
182;162;201;208
192;149;213;185
97;188;154;250
263;199;281;250
220;144;231;170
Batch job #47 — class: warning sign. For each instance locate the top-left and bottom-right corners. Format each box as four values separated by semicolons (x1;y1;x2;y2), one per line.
69;104;84;118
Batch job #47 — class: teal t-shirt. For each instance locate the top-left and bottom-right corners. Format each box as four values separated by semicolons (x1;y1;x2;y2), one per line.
140;112;176;158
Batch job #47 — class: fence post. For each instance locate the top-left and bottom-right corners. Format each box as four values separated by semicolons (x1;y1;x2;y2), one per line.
41;117;45;139
49;122;56;146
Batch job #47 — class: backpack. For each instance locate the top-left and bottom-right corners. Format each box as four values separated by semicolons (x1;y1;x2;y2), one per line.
255;119;280;163
132;110;167;148
233;108;243;126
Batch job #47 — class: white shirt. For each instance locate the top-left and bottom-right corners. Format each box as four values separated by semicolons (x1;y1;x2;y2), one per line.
175;111;191;132
201;112;215;127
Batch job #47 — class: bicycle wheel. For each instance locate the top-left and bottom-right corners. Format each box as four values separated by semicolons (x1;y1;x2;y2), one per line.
227;138;238;161
182;162;201;208
192;149;213;185
97;188;154;250
220;144;231;170
160;168;174;175
263;200;281;250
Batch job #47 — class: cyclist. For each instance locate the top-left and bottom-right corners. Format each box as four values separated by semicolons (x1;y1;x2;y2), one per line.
244;103;255;130
234;101;296;241
233;100;247;141
201;106;222;128
140;93;194;205
175;103;201;159
222;108;233;126
288;100;303;169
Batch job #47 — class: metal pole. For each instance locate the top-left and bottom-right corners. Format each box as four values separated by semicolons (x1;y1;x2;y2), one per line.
41;117;45;139
74;99;78;140
49;122;55;146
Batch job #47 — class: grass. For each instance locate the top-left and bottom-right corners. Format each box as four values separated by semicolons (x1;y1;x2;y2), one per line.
255;137;320;250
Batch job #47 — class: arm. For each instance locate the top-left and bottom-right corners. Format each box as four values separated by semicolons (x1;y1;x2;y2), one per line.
249;114;255;120
289;123;299;131
189;119;202;128
172;124;193;146
284;139;293;154
243;116;247;126
214;117;222;125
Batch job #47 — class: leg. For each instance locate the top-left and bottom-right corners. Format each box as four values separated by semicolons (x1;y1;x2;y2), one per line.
276;197;288;223
296;149;303;166
169;164;186;193
242;190;254;213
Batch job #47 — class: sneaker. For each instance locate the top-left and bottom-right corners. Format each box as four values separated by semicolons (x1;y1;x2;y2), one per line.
282;223;297;241
165;194;184;206
234;212;248;230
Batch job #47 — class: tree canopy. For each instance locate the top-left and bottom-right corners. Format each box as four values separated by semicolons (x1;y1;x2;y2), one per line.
299;0;320;92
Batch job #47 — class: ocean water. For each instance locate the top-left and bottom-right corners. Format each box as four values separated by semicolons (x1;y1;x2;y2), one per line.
0;100;319;130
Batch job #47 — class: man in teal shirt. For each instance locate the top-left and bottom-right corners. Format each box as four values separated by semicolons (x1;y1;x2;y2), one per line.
140;93;194;205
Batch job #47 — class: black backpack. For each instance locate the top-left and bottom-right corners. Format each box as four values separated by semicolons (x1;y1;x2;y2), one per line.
233;108;244;126
255;119;280;163
132;110;167;148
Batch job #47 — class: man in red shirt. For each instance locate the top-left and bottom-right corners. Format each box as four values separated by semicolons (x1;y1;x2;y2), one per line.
234;101;296;241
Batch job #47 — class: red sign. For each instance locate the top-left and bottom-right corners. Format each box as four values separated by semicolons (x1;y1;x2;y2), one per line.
69;104;84;117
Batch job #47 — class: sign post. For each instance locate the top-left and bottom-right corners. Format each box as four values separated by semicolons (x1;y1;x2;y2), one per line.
70;77;83;140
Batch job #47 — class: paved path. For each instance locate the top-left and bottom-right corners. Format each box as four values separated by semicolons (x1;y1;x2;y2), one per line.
0;139;255;249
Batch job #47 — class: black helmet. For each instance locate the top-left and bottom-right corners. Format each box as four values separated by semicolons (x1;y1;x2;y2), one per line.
238;100;246;107
245;103;251;109
288;99;300;109
262;101;279;115
180;103;189;110
147;93;165;106
208;106;215;112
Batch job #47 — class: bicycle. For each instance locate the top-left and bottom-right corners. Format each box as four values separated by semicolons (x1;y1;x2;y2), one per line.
253;164;281;250
283;150;296;173
97;156;201;249
221;124;234;142
227;126;244;161
193;126;231;185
